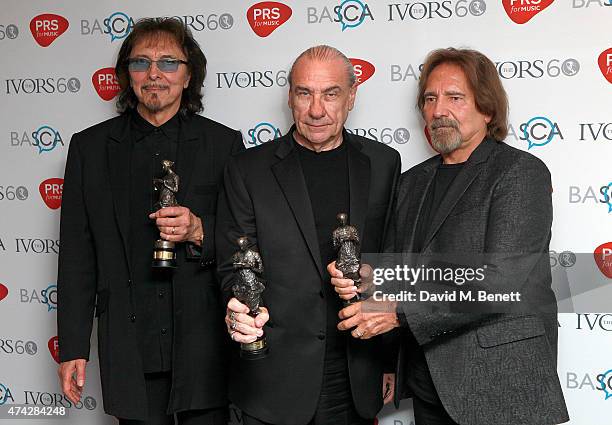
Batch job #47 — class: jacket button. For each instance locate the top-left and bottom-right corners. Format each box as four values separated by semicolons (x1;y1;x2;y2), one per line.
129;314;136;322
318;332;325;340
161;328;168;335
127;279;132;286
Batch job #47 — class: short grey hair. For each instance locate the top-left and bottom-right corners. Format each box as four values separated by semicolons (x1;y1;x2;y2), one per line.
288;45;356;88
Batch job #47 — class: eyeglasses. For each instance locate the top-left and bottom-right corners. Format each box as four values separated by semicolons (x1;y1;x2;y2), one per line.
127;57;188;73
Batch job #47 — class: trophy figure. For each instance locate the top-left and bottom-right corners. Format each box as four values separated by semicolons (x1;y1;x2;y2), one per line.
152;160;179;268
333;213;362;305
232;236;269;359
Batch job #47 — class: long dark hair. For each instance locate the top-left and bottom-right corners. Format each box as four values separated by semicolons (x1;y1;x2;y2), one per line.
417;48;509;141
115;17;207;114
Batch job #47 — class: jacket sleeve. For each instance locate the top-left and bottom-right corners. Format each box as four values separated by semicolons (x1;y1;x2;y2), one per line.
215;154;257;305
399;155;554;346
185;130;246;267
57;134;97;362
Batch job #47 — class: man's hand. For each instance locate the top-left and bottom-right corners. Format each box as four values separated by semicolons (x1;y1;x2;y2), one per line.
337;299;399;339
225;297;269;344
327;261;374;301
58;359;87;405
383;373;395;404
149;206;203;245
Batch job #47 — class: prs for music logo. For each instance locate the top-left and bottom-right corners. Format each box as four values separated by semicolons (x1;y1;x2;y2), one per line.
29;14;69;47
247;2;292;37
39;178;63;210
502;0;555;24
349;59;375;86
92;67;120;101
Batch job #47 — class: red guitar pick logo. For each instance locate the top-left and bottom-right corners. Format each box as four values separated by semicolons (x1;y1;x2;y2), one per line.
30;14;69;47
0;283;8;302
349;59;375;86
48;336;60;364
39;178;64;210
598;48;612;84
92;68;121;101
247;2;292;37
502;0;555;24
594;242;612;279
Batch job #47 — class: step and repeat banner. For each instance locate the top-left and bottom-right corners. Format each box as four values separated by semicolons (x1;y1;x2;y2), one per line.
0;0;611;424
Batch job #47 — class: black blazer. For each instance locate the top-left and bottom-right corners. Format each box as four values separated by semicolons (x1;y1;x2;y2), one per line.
216;128;400;425
389;138;569;425
57;112;244;420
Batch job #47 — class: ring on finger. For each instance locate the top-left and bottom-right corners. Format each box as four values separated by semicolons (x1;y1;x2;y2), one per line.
230;331;237;341
229;311;236;320
355;329;364;338
171;227;176;235
230;320;237;330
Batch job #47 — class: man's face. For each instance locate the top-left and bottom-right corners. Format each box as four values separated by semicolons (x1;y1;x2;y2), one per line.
129;34;190;115
422;62;490;155
288;57;356;147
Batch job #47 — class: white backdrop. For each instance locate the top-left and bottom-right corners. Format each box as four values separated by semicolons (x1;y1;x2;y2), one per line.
0;1;611;424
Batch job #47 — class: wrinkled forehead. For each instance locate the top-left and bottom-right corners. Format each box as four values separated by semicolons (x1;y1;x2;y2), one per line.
292;57;351;88
130;31;185;57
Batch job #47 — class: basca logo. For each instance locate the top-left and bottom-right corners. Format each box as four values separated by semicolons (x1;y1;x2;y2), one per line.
307;0;374;30
247;2;292;37
167;14;234;31
495;58;579;79
390;63;424;82
0;283;8;302
387;0;487;21
5;77;80;94
572;0;612;7
576;313;612;331
15;238;60;254
245;122;282;146
0;339;38;356
502;0;555;24
350;59;375;86
347;127;411;144
0;24;19;40
0;382;15;405
594;242;612;278
566;371;612;398
48;336;60;363
92;68;120;101
506;116;563;149
568;183;612;213
579;122;612;141
30;14;69;47
20;284;57;312
598;48;612;84
215;70;288;89
39;178;63;210
0;185;28;201
80;12;134;42
10;125;65;154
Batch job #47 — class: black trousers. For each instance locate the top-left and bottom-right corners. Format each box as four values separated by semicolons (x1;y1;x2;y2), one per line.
412;396;459;425
118;372;228;425
242;358;371;425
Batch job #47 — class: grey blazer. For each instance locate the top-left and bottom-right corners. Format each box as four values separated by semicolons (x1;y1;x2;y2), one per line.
389;138;569;425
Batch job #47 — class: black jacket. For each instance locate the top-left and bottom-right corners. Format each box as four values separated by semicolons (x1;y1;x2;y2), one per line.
57;112;244;419
216;128;401;425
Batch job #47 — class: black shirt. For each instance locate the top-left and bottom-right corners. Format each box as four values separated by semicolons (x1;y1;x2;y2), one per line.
407;161;464;403
129;109;180;373
296;139;350;364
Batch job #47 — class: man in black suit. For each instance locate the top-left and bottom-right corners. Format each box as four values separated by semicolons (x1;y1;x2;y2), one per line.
216;45;400;425
330;48;569;425
57;18;244;424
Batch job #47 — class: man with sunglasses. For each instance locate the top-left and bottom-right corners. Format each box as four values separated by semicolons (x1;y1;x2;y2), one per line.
57;18;244;425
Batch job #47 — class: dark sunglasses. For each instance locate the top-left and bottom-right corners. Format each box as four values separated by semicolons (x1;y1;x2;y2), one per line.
128;57;188;73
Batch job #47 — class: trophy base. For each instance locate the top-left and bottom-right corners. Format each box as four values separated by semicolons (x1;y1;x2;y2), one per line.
240;337;269;360
153;239;177;269
152;259;177;269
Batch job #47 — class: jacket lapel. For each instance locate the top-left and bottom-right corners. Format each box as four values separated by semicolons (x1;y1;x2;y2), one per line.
174;114;203;205
107;114;133;272
421;138;496;250
345;133;370;243
402;162;437;252
271;133;324;279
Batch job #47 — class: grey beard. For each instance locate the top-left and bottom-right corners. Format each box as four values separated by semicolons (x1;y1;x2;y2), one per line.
430;127;462;154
